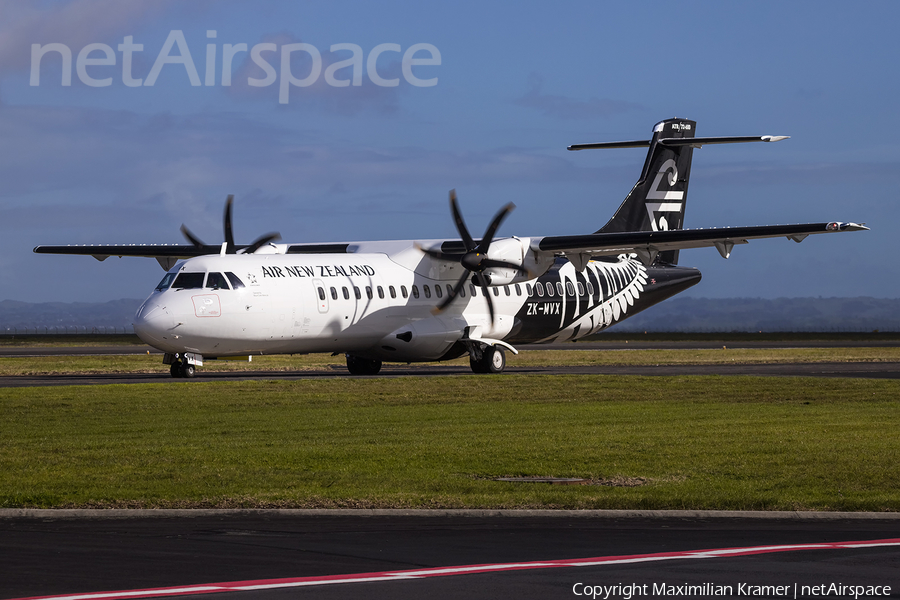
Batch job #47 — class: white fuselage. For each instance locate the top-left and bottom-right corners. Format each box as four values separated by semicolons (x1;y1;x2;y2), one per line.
132;246;694;364
134;252;521;362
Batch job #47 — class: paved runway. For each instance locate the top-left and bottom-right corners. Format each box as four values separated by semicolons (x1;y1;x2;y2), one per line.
3;339;900;387
2;339;899;357
2;361;900;388
1;511;898;600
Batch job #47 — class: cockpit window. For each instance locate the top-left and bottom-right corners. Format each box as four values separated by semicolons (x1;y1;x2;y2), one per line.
155;273;177;291
206;272;229;290
172;272;205;289
225;272;245;289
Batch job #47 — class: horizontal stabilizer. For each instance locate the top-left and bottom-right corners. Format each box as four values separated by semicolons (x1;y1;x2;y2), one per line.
568;135;788;151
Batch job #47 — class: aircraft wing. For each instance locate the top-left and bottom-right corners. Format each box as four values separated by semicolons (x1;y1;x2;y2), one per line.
33;222;868;271
32;244;217;258
530;221;868;264
32;243;241;271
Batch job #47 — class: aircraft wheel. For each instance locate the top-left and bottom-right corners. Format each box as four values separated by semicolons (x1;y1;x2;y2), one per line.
170;362;183;378
471;346;505;374
180;362;196;378
346;354;382;375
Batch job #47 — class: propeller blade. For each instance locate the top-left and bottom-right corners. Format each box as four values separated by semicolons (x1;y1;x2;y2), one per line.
449;190;476;251
476;273;496;325
223;194;235;254
180;224;205;248
433;272;469;314
477;202;515;254
244;232;282;254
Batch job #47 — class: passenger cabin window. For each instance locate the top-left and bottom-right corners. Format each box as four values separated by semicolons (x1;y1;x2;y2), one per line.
155;273;176;291
366;286;373;299
330;287;338;300
557;282;565;296
515;284;522;296
173;272;205;289
435;285;442;299
504;286;511;296
535;282;544;297
566;282;575;296
343;287;350;300
354;286;361;299
377;286;385;299
412;285;420;299
546;282;554;297
423;285;431;299
317;287;326;301
577;282;585;296
526;283;533;296
225;272;245;289
401;286;408;298
206;272;229;290
492;287;499;296
469;284;477;297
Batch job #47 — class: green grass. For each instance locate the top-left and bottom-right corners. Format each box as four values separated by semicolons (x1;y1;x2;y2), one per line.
1;376;898;511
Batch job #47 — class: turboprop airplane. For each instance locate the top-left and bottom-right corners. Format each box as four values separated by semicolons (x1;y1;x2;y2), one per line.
34;118;867;377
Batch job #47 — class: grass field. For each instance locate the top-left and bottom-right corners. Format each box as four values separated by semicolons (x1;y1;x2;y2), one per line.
2;375;898;511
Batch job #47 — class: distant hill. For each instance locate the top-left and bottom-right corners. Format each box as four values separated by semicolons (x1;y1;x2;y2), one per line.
613;296;900;332
2;296;899;334
0;299;143;334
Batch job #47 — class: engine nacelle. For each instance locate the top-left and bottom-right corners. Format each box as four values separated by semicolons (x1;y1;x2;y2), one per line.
481;237;527;286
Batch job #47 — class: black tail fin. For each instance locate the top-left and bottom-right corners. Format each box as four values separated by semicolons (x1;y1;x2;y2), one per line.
567;119;793;265
570;118;697;265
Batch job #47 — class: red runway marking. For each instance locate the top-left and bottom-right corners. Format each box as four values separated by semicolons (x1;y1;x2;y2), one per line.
14;538;900;600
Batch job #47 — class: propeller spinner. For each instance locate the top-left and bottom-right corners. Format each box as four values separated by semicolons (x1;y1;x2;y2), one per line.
418;190;525;324
180;195;281;255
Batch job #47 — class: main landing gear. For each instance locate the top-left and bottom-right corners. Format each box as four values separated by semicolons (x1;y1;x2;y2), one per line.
346;354;383;375
469;345;506;374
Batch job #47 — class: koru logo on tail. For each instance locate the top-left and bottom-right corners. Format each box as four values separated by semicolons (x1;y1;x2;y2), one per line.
645;159;683;231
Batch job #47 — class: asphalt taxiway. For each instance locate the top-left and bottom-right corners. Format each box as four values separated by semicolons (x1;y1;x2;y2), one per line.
2;340;899;387
2;339;899;358
3;360;900;388
1;511;898;600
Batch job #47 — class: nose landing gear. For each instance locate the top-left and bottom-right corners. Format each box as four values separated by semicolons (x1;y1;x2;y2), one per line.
169;360;196;378
165;353;200;378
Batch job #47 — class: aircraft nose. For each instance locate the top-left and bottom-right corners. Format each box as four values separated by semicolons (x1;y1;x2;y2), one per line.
133;301;176;349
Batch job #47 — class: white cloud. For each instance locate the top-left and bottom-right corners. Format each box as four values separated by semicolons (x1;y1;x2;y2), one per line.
0;0;176;74
513;73;643;120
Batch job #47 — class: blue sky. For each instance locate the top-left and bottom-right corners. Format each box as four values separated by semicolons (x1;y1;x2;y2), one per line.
1;0;897;302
